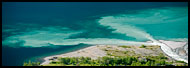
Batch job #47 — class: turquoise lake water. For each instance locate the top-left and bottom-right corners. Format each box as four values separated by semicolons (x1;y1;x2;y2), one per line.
2;2;188;66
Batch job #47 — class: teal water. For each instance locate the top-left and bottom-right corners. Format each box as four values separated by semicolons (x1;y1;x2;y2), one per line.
2;2;188;66
97;7;188;41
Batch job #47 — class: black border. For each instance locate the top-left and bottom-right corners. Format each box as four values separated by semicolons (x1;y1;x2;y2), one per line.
1;0;189;68
1;0;189;2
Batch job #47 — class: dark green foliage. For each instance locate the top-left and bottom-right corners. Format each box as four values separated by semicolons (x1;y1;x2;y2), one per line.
59;57;71;65
23;60;40;66
176;61;186;63
24;55;187;66
119;46;131;48
145;61;151;66
48;56;174;66
50;61;57;64
104;49;108;51
140;45;146;48
158;53;168;59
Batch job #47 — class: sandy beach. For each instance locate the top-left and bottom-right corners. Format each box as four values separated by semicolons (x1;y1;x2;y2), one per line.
40;45;107;65
40;40;188;65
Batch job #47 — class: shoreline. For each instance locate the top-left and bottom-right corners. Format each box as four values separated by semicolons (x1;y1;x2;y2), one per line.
30;44;94;64
157;40;188;63
40;40;188;65
40;45;106;65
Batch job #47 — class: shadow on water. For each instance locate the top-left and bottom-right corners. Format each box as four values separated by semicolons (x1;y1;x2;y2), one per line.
2;43;92;66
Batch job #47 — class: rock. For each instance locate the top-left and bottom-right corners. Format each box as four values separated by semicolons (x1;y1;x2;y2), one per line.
178;50;186;56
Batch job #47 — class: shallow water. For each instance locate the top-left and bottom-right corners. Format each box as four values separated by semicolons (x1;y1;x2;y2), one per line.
2;2;188;66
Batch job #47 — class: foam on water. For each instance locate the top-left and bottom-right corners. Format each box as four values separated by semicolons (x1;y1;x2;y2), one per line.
152;42;188;63
2;26;83;47
2;25;154;47
98;16;155;41
2;7;188;63
3;7;187;47
97;6;188;63
98;7;188;41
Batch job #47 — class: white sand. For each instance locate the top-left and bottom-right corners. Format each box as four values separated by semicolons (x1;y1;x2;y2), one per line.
159;40;187;49
40;45;106;65
40;40;188;65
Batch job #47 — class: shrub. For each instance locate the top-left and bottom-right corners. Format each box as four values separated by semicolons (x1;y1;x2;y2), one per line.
140;45;146;48
176;61;186;63
23;60;40;66
119;46;131;48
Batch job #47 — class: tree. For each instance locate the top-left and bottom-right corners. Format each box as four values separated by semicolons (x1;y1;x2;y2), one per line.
151;62;155;66
131;61;136;66
102;57;110;66
140;45;146;48
127;57;132;65
23;60;40;66
145;61;151;66
108;58;114;66
160;60;166;65
37;55;175;66
59;57;71;65
84;57;91;64
27;60;32;66
135;62;142;66
123;57;128;65
23;62;28;66
140;59;146;64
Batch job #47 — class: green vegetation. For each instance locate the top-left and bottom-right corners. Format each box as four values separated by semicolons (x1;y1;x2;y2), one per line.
103;49;109;51
140;45;146;48
23;60;41;66
42;56;176;66
144;45;160;50
118;46;131;48
23;53;188;66
23;45;188;66
175;61;186;63
105;49;136;57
